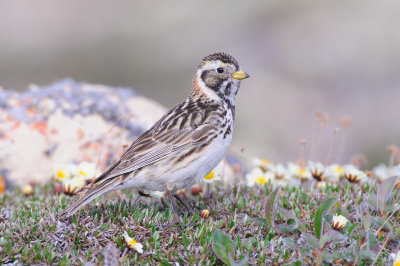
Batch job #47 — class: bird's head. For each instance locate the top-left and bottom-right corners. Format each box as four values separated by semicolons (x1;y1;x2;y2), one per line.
193;52;249;103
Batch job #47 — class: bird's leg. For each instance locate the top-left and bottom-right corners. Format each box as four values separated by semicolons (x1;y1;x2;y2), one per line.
133;190;153;205
204;183;211;203
133;194;141;205
167;191;187;227
174;194;196;214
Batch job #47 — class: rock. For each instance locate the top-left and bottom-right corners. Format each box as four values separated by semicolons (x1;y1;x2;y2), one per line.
0;79;165;186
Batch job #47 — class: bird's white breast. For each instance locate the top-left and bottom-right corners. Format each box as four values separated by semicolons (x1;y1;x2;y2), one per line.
118;105;234;192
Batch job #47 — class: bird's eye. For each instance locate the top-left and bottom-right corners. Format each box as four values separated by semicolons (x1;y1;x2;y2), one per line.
216;67;224;73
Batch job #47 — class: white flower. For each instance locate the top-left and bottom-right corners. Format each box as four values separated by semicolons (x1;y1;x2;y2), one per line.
332;214;348;231
373;164;389;181
74;161;101;181
246;167;274;186
251;157;273;172
270;163;288;180
343;164;366;183
307;161;326;181
325;164;344;181
123;231;143;253
288;162;312;181
203;170;221;183
53;163;77;182
63;176;85;195
373;164;400;182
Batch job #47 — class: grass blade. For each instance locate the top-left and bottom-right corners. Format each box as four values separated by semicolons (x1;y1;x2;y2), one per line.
314;198;336;238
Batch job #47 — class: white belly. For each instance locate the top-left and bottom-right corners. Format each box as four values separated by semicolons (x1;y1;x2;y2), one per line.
116;132;232;192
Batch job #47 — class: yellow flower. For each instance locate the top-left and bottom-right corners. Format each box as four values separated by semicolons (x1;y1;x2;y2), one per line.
246;168;273;186
332;214;348;231
333;165;343;175
74;161;100;182
53;163;76;182
22;184;34;196
123;231;143;253
288;163;312;181
252;157;273;172
394;250;400;266
204;170;221;183
325;164;344;182
256;176;267;185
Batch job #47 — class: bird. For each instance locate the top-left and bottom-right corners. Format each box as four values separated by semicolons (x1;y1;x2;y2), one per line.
59;52;249;226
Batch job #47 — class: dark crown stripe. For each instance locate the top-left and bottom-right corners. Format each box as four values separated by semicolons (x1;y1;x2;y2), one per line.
199;52;239;70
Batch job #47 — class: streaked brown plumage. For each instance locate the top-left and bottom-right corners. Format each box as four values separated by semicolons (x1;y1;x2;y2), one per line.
59;52;249;225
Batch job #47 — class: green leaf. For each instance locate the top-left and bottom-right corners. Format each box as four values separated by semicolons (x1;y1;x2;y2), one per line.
228;254;248;266
182;233;190;246
212;229;234;265
366;194;378;211
360;206;371;232
377;175;398;213
374;216;393;234
282;237;299;250
303;234;319;250
396;224;400;236
347;222;359;236
252;217;268;227
366;228;379;253
264;186;281;230
278;207;307;233
276;219;298;234
314;198;337;239
319;230;347;248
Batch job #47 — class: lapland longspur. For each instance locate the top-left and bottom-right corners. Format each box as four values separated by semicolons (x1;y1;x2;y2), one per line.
59;52;249;225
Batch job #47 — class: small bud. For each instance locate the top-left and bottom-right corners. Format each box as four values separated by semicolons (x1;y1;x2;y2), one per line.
177;189;186;196
200;209;210;219
191;184;203;195
315;110;329;124
315;181;326;189
54;183;63;194
350;154;367;167
299;139;307;145
340;115;353;126
332;214;348;231
387;145;400;156
232;163;241;174
22;184;34;196
364;170;374;179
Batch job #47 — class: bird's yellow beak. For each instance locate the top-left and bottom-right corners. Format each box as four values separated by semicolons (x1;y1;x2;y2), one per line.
232;69;250;80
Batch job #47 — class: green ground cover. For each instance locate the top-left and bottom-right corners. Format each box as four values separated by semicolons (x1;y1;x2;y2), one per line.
0;178;399;265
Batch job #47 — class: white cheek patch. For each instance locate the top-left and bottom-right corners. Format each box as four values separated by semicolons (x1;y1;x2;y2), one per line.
196;69;220;100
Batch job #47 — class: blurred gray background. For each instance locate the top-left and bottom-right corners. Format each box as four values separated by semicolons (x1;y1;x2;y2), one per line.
1;0;399;166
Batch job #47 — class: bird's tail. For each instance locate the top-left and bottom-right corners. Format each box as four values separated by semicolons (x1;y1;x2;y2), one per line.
58;176;123;220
